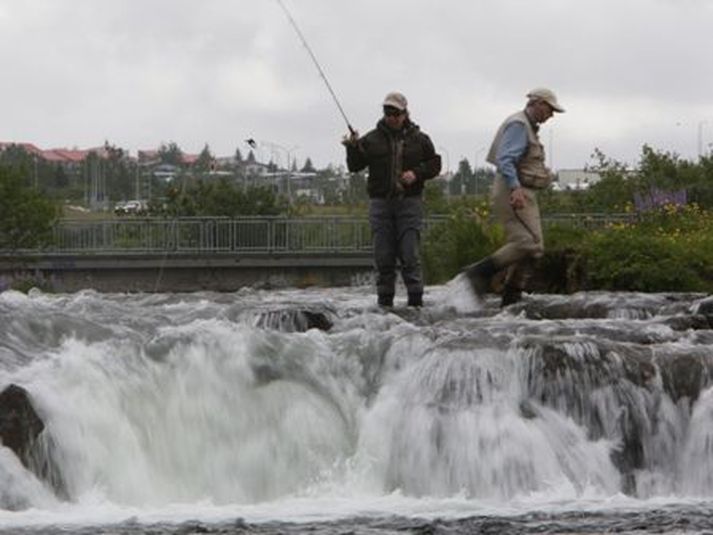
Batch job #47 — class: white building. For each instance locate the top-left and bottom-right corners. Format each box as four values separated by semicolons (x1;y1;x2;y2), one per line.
556;169;602;191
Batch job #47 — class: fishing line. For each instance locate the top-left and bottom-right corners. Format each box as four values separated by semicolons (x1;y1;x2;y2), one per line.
275;0;356;135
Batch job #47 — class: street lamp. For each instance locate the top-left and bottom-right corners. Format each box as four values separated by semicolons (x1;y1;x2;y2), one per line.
698;120;708;159
246;139;299;206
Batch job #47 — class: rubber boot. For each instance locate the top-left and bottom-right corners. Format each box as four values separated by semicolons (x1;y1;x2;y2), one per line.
500;285;523;307
407;292;423;307
463;257;498;299
377;293;394;308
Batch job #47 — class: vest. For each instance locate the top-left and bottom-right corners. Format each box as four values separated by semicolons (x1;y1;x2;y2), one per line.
486;110;552;189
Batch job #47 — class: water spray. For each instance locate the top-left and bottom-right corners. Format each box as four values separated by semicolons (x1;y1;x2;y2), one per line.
275;0;357;136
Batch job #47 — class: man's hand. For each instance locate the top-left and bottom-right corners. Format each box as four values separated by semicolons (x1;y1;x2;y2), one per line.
341;131;359;147
400;170;417;187
509;187;526;210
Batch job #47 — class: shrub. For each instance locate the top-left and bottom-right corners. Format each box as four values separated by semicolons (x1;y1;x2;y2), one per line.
0;166;59;250
422;199;504;284
585;205;713;292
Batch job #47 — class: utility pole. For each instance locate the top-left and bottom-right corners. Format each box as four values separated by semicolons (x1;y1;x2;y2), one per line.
698;120;708;159
135;159;140;200
250;139;298;206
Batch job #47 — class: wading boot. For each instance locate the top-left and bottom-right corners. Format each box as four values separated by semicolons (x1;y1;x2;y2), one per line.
377;293;394;308
500;285;523;307
407;292;423;307
463;257;498;299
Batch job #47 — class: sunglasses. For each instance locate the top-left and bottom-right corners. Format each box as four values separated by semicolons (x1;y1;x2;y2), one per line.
383;106;404;117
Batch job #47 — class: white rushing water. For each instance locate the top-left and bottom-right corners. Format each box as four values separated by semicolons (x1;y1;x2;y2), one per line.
1;282;713;530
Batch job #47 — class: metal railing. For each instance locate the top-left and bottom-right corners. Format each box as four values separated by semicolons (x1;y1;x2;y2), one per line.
542;212;637;229
48;217;378;255
3;213;636;256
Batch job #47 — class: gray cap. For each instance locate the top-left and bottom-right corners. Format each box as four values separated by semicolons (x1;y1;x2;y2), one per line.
527;88;565;113
383;91;408;111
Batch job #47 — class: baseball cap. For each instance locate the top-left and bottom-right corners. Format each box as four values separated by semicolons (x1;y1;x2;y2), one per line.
383;91;408;111
527;88;565;113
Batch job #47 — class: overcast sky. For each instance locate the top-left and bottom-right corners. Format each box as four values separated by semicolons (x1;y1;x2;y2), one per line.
1;0;712;172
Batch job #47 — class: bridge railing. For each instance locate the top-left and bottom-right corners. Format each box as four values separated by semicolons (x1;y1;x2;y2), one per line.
49;217;382;255
5;213;635;255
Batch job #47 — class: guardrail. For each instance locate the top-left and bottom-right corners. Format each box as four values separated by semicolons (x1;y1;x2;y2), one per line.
2;213;636;255
46;217;376;255
542;212;637;229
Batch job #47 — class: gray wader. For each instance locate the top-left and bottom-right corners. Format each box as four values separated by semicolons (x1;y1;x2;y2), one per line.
368;196;424;305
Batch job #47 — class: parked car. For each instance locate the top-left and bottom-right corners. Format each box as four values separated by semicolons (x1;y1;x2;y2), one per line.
114;200;148;216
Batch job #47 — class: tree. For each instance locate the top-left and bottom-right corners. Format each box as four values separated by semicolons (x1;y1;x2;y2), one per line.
159;142;183;166
301;157;316;173
0;166;58;250
450;158;473;196
246;150;256;164
101;140;133;201
53;165;69;189
344;172;368;206
196;144;214;173
234;147;244;164
163;178;285;217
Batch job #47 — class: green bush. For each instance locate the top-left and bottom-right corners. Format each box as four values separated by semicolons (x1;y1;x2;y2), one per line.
584;205;713;292
0;166;59;250
422;200;504;284
422;199;713;292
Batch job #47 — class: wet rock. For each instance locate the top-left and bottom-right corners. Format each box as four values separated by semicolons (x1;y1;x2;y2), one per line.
694;296;713;327
522;338;660;487
520;300;612;320
254;308;333;332
301;310;332;331
0;385;44;466
0;385;67;501
251;363;283;385
656;351;713;404
524;338;656;390
662;314;712;332
532;248;587;294
697;295;713;316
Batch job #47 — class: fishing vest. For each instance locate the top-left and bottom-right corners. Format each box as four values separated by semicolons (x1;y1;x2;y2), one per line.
486;110;553;189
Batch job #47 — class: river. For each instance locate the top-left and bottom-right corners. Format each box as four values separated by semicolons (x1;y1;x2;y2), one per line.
1;280;712;534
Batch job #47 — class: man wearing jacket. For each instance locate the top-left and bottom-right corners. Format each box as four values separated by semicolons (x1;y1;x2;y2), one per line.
464;88;565;307
344;92;441;308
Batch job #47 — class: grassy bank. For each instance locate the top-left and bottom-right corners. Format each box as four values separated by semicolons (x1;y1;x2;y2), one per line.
423;201;713;293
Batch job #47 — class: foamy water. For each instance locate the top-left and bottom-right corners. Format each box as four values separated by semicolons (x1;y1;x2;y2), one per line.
1;285;712;533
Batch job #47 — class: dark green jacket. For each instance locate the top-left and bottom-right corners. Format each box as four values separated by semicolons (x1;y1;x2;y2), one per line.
346;119;441;198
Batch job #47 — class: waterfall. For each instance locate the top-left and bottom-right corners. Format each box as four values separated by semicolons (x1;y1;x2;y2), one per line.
1;288;713;525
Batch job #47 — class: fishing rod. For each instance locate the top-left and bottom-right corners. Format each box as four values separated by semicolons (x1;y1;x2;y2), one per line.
275;0;357;136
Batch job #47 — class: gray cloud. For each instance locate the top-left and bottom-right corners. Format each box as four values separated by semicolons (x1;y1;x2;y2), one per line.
0;0;711;169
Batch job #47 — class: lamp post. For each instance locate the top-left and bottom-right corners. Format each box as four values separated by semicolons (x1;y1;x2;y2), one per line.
247;139;299;206
698;120;708;159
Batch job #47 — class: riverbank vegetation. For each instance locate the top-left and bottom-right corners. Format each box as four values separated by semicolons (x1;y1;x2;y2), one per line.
2;144;713;293
0;166;59;251
423;147;713;292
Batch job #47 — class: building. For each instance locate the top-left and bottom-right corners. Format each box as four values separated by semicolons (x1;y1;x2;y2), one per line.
556;169;602;191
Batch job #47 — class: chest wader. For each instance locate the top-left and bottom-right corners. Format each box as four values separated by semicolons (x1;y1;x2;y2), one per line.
371;135;424;307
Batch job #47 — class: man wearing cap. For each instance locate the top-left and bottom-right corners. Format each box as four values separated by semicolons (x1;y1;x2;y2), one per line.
463;88;565;307
343;91;441;308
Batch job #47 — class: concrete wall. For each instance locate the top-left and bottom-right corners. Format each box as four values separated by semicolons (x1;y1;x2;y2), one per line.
0;253;374;293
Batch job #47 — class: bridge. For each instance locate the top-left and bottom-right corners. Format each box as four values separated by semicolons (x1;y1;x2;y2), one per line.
0;214;634;292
